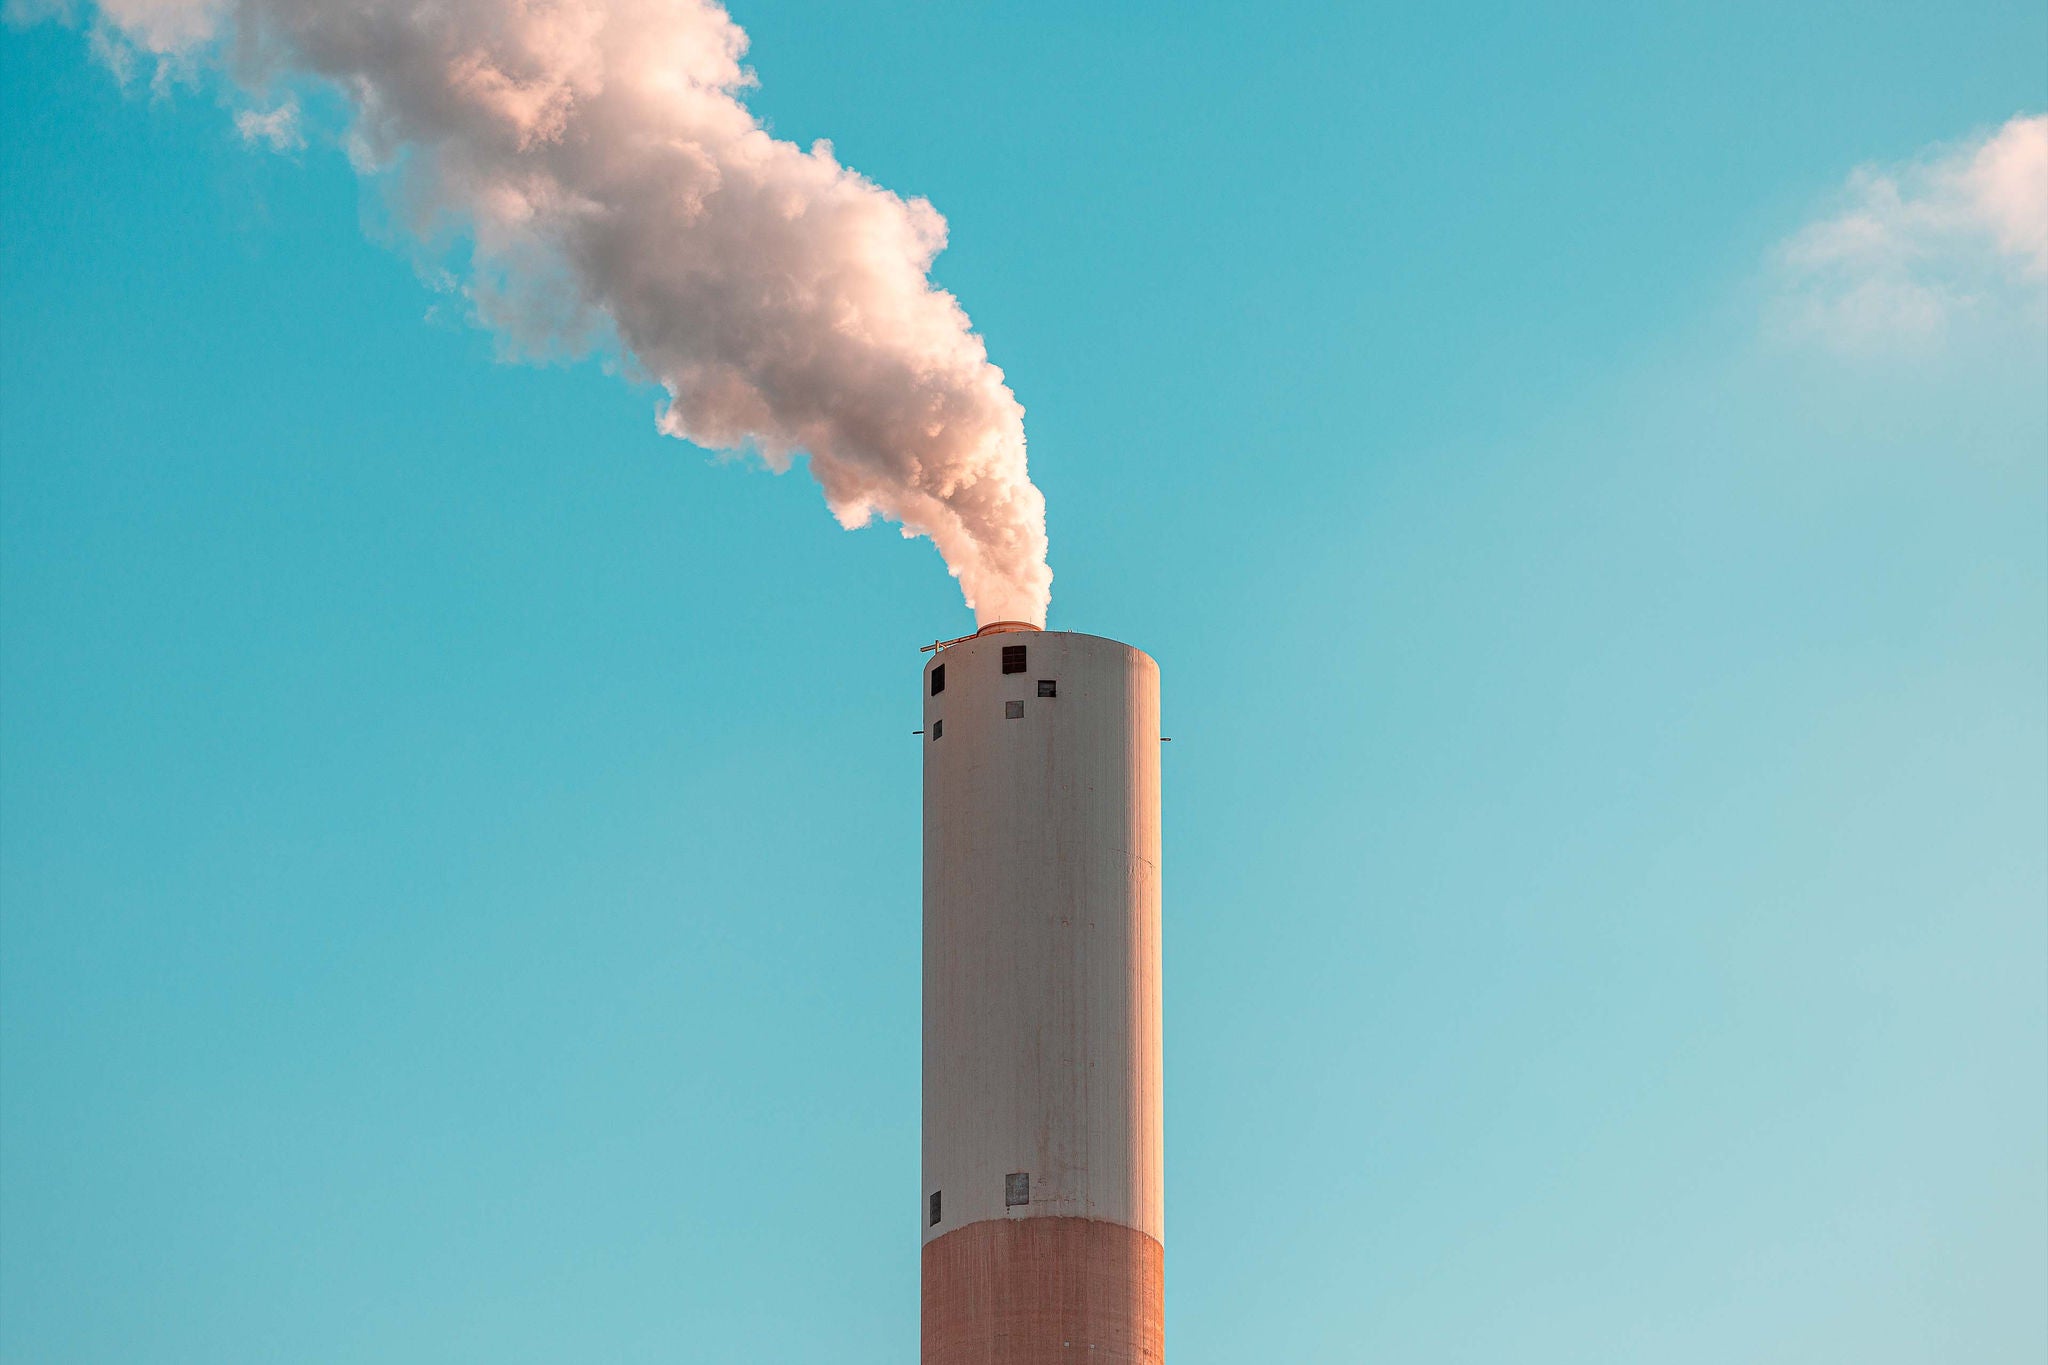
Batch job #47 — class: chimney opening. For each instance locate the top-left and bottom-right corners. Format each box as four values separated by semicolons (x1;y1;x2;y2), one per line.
930;1191;942;1226
932;719;943;740
931;664;945;696
1005;701;1024;719
1005;1172;1030;1207
1001;645;1027;674
1037;679;1057;698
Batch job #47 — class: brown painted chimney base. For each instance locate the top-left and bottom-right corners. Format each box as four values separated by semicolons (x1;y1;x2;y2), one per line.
921;1217;1164;1364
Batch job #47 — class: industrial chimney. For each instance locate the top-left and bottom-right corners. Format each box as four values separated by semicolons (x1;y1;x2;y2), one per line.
920;622;1165;1363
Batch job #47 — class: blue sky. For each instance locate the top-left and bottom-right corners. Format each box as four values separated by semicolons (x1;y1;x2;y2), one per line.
3;2;2044;1361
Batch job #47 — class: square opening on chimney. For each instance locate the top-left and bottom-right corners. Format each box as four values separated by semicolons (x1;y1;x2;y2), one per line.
1005;1173;1030;1207
1038;679;1056;698
1005;701;1024;719
1001;645;1026;674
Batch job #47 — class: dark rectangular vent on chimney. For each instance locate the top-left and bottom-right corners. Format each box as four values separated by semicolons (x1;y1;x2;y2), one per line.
1001;645;1026;674
931;664;945;695
1005;1172;1030;1206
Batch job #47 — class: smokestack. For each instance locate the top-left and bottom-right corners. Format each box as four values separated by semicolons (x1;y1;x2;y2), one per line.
920;624;1165;1362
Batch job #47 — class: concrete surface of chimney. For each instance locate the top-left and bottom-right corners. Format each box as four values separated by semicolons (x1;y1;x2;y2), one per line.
921;626;1165;1363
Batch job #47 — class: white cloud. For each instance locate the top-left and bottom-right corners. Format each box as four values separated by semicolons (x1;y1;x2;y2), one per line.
92;0;218;52
233;100;302;152
2;0;74;30
1772;113;2047;351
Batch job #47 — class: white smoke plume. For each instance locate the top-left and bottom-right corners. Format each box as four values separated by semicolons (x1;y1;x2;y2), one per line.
65;0;1053;625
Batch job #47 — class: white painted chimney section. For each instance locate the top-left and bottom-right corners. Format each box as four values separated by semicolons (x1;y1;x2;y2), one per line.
921;624;1164;1248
